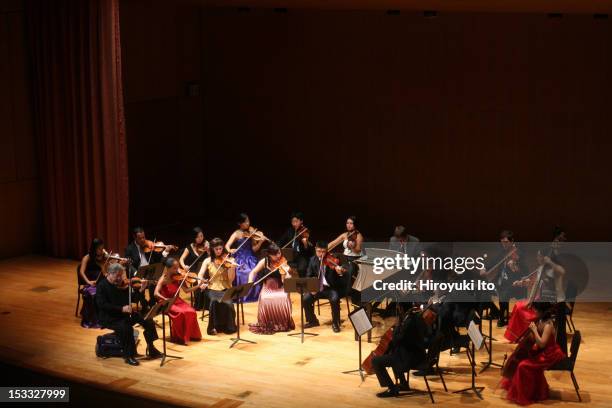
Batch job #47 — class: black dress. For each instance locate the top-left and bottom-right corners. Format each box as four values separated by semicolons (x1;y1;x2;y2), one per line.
80;257;102;328
185;244;209;310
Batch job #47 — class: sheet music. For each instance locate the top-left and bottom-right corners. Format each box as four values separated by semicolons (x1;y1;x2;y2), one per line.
468;321;484;350
349;308;373;337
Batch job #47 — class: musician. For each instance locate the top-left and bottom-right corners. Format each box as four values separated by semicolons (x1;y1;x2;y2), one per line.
96;262;161;366
154;258;202;344
371;305;438;398
303;241;345;333
278;211;313;277
124;227;173;309
480;230;527;327
78;238;106;328
501;302;565;405
328;215;364;295
198;238;237;335
179;227;210;310
388;225;420;257
247;243;295;334
551;225;567;257
226;213;265;303
505;247;566;342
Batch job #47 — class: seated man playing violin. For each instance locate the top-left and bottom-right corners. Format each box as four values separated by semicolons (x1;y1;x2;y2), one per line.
303;241;346;333
96;262;161;366
124;226;177;310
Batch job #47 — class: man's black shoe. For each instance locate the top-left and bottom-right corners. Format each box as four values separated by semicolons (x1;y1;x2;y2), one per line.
304;321;320;329
332;324;340;333
148;346;163;359
124;357;139;366
497;319;507;328
376;387;399;398
397;383;411;392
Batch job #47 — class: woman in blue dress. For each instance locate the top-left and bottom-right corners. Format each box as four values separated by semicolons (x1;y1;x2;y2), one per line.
225;213;269;302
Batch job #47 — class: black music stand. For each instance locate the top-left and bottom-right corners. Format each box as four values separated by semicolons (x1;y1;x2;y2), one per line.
480;309;503;373
137;262;164;281
285;277;319;343
222;283;256;348
145;298;183;367
343;307;372;381
454;321;485;399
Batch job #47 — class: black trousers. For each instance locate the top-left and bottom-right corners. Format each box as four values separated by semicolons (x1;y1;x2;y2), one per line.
371;354;408;388
104;313;158;358
303;288;340;326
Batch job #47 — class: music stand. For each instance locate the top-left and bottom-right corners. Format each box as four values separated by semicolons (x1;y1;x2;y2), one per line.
137;263;163;281
222;283;256;348
145;298;183;367
343;307;372;381
285;277;319;343
480;309;503;373
454;321;485;399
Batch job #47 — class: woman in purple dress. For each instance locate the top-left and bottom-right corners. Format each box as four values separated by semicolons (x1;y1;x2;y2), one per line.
225;213;268;302
78;238;106;328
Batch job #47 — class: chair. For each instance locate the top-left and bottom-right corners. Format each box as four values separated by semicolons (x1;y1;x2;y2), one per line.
547;330;582;402
75;264;87;317
397;335;448;403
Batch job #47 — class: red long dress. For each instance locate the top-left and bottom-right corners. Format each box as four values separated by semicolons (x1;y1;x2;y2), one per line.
505;301;537;342
501;332;565;405
160;281;202;344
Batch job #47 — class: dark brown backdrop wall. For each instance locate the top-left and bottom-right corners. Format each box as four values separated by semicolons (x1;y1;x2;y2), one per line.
121;2;612;241
0;1;41;259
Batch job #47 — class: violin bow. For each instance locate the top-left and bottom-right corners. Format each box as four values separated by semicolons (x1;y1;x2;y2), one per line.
281;227;308;249
253;258;290;286
147;237;157;265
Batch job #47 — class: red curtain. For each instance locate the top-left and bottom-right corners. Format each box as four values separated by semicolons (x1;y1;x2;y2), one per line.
27;0;129;258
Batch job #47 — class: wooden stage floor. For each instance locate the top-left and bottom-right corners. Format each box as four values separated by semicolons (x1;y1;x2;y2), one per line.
0;256;610;407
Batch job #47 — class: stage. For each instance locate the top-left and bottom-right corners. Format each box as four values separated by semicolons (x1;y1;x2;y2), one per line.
0;255;609;407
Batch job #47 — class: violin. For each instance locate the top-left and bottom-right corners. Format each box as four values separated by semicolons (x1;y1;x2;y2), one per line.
322;253;346;274
172;269;202;284
269;256;291;275
213;257;238;269
141;239;178;253
118;276;157;290
245;228;270;243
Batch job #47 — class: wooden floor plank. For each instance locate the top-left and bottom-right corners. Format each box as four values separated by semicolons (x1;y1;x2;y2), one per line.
0;255;609;407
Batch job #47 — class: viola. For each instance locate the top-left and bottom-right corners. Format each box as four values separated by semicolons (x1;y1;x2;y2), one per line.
141;239;178;253
118;276;157;290
245;228;270;242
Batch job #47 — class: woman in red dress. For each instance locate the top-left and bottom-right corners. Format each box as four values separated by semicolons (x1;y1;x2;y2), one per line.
154;258;202;344
501;302;565;405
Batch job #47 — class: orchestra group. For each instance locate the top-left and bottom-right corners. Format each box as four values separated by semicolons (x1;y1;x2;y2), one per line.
78;213;572;405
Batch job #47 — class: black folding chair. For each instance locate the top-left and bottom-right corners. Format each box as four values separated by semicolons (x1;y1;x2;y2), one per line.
397;335;448;403
547;330;582;402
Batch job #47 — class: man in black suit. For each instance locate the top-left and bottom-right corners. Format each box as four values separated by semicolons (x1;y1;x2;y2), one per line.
96;262;161;365
302;241;345;333
124;227;171;309
277;211;313;277
371;305;438;398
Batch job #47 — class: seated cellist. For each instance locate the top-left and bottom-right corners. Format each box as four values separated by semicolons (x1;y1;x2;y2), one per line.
501;302;565;405
504;247;565;342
